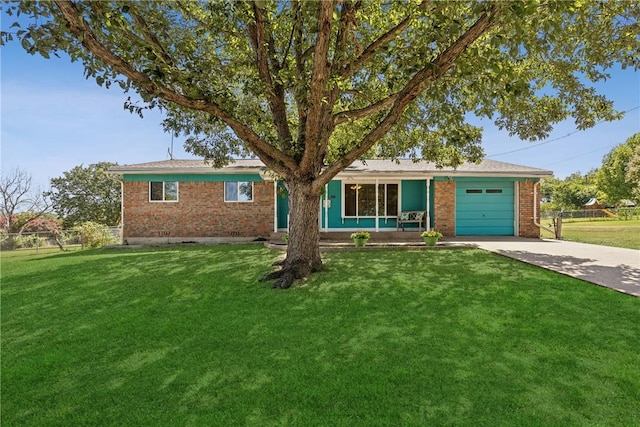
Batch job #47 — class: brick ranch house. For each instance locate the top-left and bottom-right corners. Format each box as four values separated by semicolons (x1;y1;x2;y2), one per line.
108;159;553;244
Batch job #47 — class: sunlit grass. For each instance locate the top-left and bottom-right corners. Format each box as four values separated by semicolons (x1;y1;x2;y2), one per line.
2;245;639;425
540;219;640;249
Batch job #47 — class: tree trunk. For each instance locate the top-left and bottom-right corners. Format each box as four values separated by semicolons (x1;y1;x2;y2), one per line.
265;180;322;288
51;229;65;251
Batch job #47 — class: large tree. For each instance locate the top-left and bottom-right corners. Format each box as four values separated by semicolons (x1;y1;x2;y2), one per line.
626;145;640;199
3;1;638;287
597;133;640;205
47;162;121;228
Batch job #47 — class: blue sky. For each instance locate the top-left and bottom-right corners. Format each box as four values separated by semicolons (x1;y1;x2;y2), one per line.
2;38;639;189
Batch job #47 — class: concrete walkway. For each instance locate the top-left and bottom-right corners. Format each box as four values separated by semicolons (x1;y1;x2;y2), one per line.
447;237;640;297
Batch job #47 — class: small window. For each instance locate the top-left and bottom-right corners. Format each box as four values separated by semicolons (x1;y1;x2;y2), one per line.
486;189;503;194
225;181;253;202
465;189;482;194
150;181;178;202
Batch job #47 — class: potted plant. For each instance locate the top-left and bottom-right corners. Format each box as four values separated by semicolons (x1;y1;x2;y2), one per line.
421;230;443;246
350;230;371;247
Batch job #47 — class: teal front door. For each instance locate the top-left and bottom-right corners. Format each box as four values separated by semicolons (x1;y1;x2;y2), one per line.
455;181;514;235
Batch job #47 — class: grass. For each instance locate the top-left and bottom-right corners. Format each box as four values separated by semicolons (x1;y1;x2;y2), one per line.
540;219;640;249
2;245;639;426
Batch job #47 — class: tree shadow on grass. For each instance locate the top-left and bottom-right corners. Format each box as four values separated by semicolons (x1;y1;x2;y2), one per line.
3;246;640;425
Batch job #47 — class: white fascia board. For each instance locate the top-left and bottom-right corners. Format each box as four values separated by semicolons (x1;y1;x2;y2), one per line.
430;172;554;179
337;171;552;179
336;173;434;181
335;171;553;180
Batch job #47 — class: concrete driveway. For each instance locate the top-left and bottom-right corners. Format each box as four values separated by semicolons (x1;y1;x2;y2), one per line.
448;237;640;297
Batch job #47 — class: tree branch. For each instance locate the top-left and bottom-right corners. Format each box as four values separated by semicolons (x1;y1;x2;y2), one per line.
300;1;335;173
331;0;360;75
334;93;399;125
314;1;362;163
340;0;433;79
317;3;502;189
280;7;296;70
332;1;433;127
246;2;294;148
53;0;297;175
130;10;174;66
293;1;308;150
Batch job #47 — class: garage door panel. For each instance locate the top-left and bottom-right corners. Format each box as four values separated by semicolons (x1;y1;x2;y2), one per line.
456;211;514;220
458;221;513;228
457;204;514;213
457;226;513;235
457;201;514;209
455;181;515;236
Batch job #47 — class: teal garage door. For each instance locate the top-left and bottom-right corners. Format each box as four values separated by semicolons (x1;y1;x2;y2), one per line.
456;181;514;235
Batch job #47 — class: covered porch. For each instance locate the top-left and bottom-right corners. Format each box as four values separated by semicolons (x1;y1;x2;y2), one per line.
274;177;435;233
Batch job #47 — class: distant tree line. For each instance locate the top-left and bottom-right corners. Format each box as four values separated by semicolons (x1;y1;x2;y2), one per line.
541;133;640;211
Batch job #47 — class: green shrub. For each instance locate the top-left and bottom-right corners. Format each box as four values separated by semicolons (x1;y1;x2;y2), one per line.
13;234;47;249
73;221;118;248
618;207;639;220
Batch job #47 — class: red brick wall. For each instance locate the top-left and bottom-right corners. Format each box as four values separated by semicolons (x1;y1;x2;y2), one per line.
434;180;456;236
122;181;274;239
518;180;541;238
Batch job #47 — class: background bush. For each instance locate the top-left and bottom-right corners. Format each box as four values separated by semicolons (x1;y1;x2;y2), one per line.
12;234;47;249
73;221;118;248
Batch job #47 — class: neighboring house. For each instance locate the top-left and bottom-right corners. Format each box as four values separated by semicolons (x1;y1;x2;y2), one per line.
109;159;553;244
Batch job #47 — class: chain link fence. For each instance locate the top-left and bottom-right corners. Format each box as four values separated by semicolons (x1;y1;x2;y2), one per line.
1;227;121;251
541;207;640;222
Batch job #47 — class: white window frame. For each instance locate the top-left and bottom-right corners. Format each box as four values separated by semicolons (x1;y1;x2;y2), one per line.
149;181;179;202
377;182;400;217
224;181;254;203
342;181;399;218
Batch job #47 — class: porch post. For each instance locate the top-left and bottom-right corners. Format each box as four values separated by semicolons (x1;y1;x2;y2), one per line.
324;184;329;231
273;181;278;233
318;195;323;231
375;178;379;232
426;179;431;232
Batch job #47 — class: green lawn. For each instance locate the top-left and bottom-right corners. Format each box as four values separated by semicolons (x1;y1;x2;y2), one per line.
2;245;639;426
540;219;640;249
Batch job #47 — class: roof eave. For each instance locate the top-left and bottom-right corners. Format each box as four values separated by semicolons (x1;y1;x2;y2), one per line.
337;170;553;179
107;167;266;174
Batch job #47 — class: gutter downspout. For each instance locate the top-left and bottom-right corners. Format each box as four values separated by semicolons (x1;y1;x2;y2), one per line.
533;181;554;236
426;179;431;232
